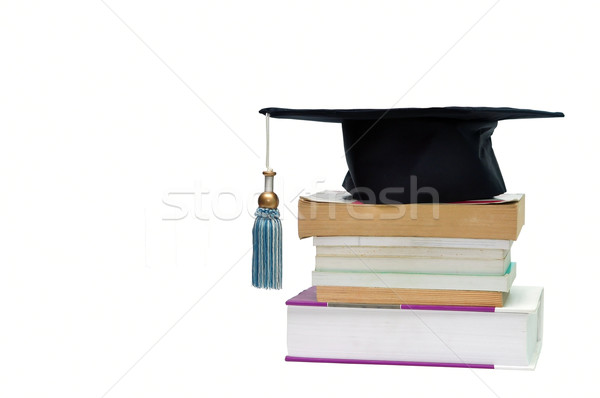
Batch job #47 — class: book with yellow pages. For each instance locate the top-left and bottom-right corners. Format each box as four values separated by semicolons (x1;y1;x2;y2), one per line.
298;191;525;240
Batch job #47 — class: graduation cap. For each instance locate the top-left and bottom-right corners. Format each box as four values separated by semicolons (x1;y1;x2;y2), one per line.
251;106;564;289
259;107;564;204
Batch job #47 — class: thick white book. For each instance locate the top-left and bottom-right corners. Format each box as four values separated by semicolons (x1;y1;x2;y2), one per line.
312;262;516;292
286;285;544;370
315;253;511;275
313;236;513;251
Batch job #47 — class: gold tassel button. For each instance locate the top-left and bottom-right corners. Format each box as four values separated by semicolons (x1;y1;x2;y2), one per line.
258;191;279;209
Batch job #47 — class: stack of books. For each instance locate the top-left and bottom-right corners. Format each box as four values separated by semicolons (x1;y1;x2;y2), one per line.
285;191;544;370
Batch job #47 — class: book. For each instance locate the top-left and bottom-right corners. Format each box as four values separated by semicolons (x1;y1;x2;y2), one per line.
313;236;513;251
286;286;543;369
316;286;507;307
312;262;516;292
316;245;509;259
298;191;525;240
315;253;511;275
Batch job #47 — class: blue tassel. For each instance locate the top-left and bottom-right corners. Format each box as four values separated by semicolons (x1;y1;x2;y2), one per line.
252;207;282;289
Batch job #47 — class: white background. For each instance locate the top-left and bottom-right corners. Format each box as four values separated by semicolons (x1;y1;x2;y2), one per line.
0;1;597;397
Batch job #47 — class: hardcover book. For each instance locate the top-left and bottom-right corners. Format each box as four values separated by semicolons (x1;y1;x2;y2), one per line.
298;191;525;240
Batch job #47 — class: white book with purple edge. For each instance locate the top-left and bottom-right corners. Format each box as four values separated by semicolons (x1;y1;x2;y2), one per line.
286;286;543;370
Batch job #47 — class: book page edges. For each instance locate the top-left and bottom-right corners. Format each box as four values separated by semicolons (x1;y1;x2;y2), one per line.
297;197;524;240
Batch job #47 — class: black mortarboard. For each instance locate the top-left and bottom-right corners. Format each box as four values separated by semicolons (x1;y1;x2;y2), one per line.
259;107;564;204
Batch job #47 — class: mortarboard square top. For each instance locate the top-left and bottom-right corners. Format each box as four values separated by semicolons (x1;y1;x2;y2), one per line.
259;107;564;204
